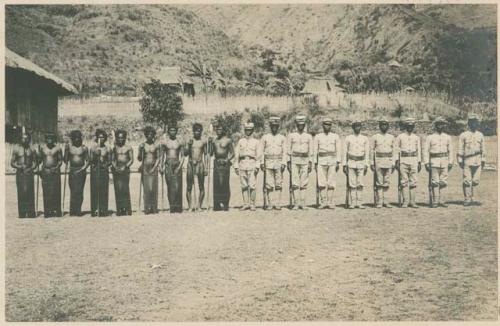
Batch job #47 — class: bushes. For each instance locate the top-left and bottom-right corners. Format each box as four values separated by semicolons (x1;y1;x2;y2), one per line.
139;80;184;129
212;111;242;136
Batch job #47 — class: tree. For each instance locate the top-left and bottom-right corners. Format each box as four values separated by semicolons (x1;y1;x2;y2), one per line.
139;80;184;130
186;58;212;104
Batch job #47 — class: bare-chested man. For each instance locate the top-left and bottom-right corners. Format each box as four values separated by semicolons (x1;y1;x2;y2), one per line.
11;130;37;218
209;125;234;211
138;126;161;214
185;123;208;212
111;130;134;216
38;132;63;217
89;129;112;217
160;125;185;213
64;130;89;216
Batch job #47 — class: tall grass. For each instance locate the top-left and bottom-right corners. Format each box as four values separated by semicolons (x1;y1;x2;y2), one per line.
60;94;296;117
60;90;491;121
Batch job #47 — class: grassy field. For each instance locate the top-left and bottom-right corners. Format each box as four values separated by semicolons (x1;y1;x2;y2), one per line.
5;150;498;321
59;91;493;120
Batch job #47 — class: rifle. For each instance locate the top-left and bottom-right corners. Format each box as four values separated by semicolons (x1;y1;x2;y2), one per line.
315;153;319;208
428;159;433;207
397;153;402;207
263;155;267;209
345;156;350;208
289;156;293;208
373;152;377;207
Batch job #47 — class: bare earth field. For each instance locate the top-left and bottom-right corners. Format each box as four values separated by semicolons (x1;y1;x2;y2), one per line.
5;160;498;321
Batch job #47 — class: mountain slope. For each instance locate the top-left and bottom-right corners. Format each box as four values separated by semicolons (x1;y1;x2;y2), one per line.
6;5;245;94
6;4;496;99
189;4;496;69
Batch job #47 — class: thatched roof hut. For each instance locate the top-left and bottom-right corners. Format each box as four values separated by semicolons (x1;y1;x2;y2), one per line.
5;48;78;143
157;66;195;97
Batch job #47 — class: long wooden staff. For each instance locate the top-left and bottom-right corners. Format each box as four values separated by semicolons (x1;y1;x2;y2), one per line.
206;123;213;210
36;143;40;216
397;153;402;207
62;149;68;215
138;146;144;213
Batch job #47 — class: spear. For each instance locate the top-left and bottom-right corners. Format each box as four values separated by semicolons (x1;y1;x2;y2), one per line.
206;123;213;210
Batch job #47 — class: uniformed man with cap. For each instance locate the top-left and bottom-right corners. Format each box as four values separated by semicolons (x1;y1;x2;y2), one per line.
234;122;260;211
260;116;287;210
395;117;421;208
371;117;396;208
424;117;454;207
457;114;485;206
287;115;313;210
343;119;369;209
313;117;341;209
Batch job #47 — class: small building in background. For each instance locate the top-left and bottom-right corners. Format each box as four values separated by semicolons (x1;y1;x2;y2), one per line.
300;77;345;107
157;66;195;97
387;59;403;69
5;48;78;143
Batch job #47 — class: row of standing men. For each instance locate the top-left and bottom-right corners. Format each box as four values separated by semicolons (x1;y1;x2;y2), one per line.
11;114;486;218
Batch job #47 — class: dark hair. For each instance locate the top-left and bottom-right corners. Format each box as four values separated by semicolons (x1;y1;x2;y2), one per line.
116;129;127;137
95;129;107;139
70;130;82;139
144;126;156;135
193;123;203;132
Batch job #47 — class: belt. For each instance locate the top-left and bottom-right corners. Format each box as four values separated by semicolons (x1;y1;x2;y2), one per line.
348;154;365;161
375;152;393;158
239;155;255;160
460;151;482;159
430;152;448;158
292;152;309;158
265;154;282;160
400;151;417;157
318;151;336;157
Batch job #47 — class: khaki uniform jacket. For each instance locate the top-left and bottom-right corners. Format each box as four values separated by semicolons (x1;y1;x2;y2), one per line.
423;133;454;168
457;130;485;167
287;132;313;165
313;132;341;166
234;137;260;171
343;134;369;169
395;133;421;168
260;133;287;169
371;133;395;169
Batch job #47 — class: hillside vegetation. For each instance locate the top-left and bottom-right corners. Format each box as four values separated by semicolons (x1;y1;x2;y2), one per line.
5;4;497;102
6;5;245;94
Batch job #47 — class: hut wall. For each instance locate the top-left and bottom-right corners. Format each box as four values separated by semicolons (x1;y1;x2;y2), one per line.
6;68;59;143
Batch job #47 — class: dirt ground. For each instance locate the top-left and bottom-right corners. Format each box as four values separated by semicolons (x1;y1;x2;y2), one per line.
5;159;498;321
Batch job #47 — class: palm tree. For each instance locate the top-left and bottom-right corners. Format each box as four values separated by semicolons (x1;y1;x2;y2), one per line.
185;58;213;105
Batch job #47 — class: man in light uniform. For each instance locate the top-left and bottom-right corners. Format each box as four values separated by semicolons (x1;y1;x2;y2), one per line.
457;114;486;206
371;117;396;208
343;119;369;209
424;117;453;208
234;122;260;211
395;117;421;208
287;115;313;210
313;117;341;209
260;116;287;210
